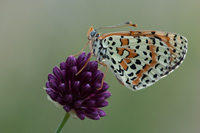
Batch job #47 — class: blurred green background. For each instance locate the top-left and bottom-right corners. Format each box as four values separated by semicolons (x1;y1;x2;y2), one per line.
0;0;199;133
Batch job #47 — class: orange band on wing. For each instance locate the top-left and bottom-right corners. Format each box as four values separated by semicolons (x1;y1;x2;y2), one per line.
124;58;131;64
99;30;174;56
136;70;144;79
132;78;140;85
120;38;129;46
116;47;125;56
126;49;137;58
99;32;131;39
132;45;158;86
119;60;128;71
149;45;157;67
143;64;151;72
116;47;138;58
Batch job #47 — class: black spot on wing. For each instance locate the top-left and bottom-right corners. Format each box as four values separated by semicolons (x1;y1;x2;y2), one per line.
145;79;150;83
112;42;116;46
109;47;113;50
137;39;141;43
164;59;167;63
130;77;137;81
147;45;150;50
149;37;156;45
109;37;113;41
136;70;141;75
156;47;159;52
128;72;134;77
135;59;141;65
116;65;124;76
173;34;177;41
141;74;147;81
146;39;148;44
155;64;160;69
142;64;147;69
154;36;162;41
153;74;158;78
136;45;140;49
106;55;110;60
144;58;148;61
157;55;161;61
110;65;114;70
130;64;136;70
111;58;116;64
125;78;131;85
149;52;152;57
148;68;153;74
143;51;147;55
160;42;164;46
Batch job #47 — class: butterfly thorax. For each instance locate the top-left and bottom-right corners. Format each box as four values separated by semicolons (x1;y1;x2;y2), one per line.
87;27;109;62
89;37;107;62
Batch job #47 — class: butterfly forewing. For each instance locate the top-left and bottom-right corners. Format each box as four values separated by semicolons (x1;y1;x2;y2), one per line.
100;30;187;90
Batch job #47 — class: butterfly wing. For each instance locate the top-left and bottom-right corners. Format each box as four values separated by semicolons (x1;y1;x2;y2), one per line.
101;30;187;90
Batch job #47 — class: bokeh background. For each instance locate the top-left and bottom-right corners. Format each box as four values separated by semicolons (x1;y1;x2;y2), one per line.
0;0;199;133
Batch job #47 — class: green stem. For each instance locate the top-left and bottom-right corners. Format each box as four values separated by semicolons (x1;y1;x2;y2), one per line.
55;113;70;133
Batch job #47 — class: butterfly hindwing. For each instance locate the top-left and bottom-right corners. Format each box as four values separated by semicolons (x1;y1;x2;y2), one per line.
102;30;187;90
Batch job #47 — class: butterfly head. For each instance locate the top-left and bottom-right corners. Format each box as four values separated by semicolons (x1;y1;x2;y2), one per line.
87;26;98;40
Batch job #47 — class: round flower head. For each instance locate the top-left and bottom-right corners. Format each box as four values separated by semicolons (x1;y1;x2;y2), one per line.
45;52;111;120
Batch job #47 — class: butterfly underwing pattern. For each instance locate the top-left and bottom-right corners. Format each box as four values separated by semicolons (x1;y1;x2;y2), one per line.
87;22;187;90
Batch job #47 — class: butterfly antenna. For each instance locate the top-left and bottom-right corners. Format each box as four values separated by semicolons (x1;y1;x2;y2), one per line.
96;21;137;30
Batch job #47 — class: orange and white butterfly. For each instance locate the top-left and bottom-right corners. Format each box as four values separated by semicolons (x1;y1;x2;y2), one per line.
79;21;187;90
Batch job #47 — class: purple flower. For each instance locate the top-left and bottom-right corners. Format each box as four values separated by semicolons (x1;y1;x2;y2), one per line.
45;52;111;120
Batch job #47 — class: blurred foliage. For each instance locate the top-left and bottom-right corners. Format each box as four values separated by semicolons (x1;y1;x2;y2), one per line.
0;0;199;133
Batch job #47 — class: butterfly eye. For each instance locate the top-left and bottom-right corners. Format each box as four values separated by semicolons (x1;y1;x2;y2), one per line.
90;30;97;38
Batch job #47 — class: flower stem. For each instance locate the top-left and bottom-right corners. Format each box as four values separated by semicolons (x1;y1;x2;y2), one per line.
55;112;70;133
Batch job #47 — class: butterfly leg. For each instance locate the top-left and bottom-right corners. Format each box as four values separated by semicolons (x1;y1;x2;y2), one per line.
73;41;89;57
97;61;108;90
98;64;104;70
76;52;92;75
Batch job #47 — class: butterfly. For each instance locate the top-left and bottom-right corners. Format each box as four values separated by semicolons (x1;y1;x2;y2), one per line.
78;21;188;90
